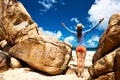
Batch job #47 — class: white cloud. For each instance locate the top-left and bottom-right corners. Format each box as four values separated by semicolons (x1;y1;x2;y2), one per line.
87;35;100;47
71;17;79;24
64;36;75;43
87;39;95;47
88;0;120;30
38;0;65;13
39;27;62;39
92;35;100;42
38;0;57;12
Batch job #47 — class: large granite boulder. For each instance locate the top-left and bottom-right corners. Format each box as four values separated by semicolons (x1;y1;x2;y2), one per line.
88;47;120;80
9;38;71;75
92;13;120;63
88;13;120;80
0;0;72;75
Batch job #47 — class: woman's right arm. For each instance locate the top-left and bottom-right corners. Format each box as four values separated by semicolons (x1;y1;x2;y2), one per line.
61;22;77;35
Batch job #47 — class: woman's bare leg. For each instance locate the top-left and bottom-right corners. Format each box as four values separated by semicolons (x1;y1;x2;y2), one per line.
76;51;81;77
76;46;86;78
81;50;86;78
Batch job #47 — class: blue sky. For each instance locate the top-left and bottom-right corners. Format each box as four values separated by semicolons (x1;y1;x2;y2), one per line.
18;0;120;48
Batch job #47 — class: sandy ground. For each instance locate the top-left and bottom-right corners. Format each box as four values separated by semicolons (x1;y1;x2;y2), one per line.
0;51;95;80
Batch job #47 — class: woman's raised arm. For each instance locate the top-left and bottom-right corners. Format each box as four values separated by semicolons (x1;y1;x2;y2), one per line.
61;22;77;35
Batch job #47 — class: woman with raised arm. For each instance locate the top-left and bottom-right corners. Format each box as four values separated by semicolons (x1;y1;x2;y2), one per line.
61;18;104;78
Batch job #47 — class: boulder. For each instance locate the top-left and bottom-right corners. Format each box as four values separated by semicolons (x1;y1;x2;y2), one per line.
88;48;117;77
9;38;72;75
88;13;120;80
92;13;120;63
10;57;21;68
0;50;10;72
0;0;72;75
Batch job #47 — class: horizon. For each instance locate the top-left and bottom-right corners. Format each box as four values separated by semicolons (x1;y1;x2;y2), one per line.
18;0;120;48
72;46;97;51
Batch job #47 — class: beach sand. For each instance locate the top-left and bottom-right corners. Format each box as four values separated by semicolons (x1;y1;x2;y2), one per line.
0;51;95;80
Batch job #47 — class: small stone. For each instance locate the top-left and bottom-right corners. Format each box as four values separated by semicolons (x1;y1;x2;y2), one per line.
10;57;21;68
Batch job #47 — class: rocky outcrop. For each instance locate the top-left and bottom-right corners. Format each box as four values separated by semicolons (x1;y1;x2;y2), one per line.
92;13;120;63
88;13;120;80
0;0;72;75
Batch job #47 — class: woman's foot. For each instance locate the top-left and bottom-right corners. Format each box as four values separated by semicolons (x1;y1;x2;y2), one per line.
81;73;84;78
78;73;81;77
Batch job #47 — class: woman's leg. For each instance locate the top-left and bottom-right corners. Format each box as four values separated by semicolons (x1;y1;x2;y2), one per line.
81;48;86;78
76;51;81;77
76;46;86;77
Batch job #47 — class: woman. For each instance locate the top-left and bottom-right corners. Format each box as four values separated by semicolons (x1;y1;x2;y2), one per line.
61;18;104;78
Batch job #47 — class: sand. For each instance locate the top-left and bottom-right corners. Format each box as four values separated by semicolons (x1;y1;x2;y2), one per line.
0;51;95;80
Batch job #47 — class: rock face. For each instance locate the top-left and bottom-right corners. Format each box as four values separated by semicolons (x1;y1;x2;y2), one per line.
0;50;10;72
0;0;41;46
0;0;72;75
88;13;120;80
92;13;120;63
9;38;71;75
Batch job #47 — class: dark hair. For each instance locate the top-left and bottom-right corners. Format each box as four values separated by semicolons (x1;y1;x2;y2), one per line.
77;29;82;38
